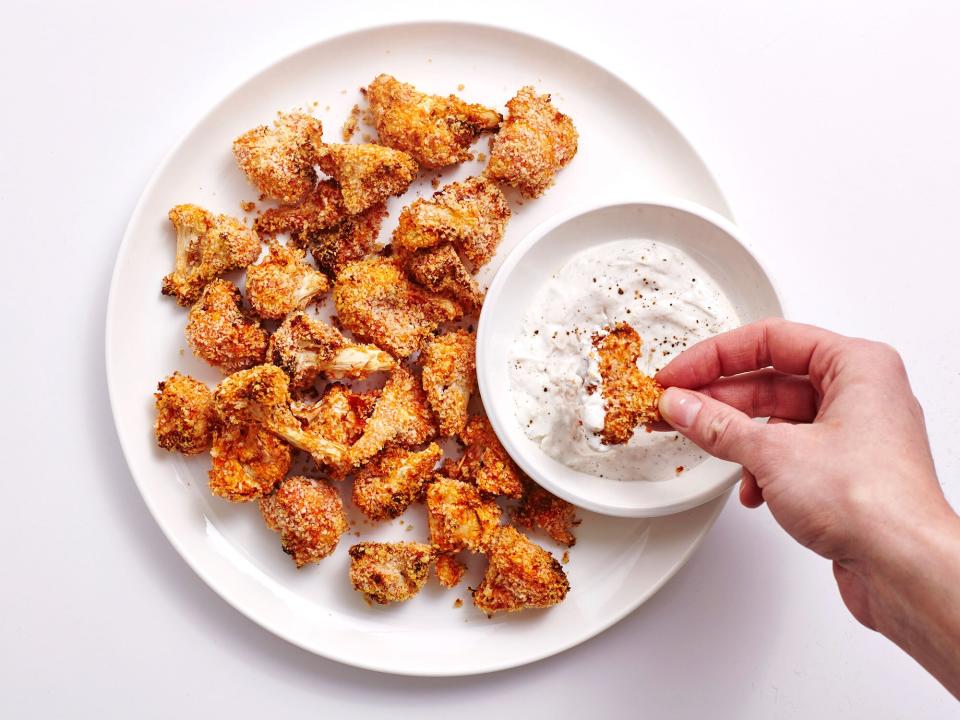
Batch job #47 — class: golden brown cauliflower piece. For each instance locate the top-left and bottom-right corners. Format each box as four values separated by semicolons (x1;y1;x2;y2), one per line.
458;415;524;499
154;372;217;455
352;443;442;521
473;526;569;614
267;311;395;391
434;554;467;589
420;330;476;437
161;204;261;306
405;243;483;311
365;74;502;169
426;477;501;554
512;482;578;547
260;476;348;567
291;383;378;447
209;423;291;502
233;112;322;205
348;542;434;604
302;202;387;277
334;255;462;359
391;176;510;268
185;279;268;373
245;242;328;319
314;142;417;215
254;180;347;238
485;86;578;199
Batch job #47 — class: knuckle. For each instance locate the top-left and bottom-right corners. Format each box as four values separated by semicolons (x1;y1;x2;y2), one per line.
704;410;739;452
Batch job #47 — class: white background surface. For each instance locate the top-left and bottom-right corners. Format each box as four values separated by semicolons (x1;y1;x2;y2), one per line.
2;0;958;716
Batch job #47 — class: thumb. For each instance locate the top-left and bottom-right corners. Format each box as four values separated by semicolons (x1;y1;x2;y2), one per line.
659;387;763;465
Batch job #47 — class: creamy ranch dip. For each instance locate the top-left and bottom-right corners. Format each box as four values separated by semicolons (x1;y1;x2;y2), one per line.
508;239;740;481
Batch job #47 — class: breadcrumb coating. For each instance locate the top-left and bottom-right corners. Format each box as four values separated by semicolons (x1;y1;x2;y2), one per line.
302;201;387;277
209;423;291;502
485;86;578;199
162;204;261;306
594;322;664;445
334;255;462;358
405;243;483;311
391;176;510;268
260;476;348;567
352;443;442;521
245;242;329;319
420;330;476;437
185;279;268;373
233;112;322;205
434;554;467;589
349;542;434;604
458;415;524;498
473;526;569;614
365;74;502;169
267;311;395;391
512;482;578;547
291;383;377;447
254;180;347;238
154;372;216;455
426;477;501;553
314;142;417;215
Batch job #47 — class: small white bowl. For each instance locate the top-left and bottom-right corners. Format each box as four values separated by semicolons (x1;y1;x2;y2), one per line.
477;198;783;518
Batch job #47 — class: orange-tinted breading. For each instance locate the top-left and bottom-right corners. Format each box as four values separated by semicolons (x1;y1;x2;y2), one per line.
291;383;378;447
458;415;524;499
365;74;502;169
245;242;329;320
154;372;217;455
485;86;578;199
334;255;462;358
594;322;664;445
302;201;387;277
314;142;417;215
162;204;261;306
391;176;510;268
208;423;291;502
233;112;323;205
254;180;348;238
405;243;483;311
434;554;467;589
426;476;502;553
473;526;569;614
512;482;578;547
185;279;268;373
352;443;442;521
260;476;348;567
267;311;395;391
349;542;435;604
420;330;476;437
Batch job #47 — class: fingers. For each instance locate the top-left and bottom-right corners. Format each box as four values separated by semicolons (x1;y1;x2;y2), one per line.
739;469;764;508
658;387;764;464
698;369;818;422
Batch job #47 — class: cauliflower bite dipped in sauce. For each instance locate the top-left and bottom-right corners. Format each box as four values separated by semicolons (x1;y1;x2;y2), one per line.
392;176;510;268
186;279;268;373
512;481;579;547
485;86;578;199
302;202;387;278
365;74;502;169
352;443;442;521
245;242;329;320
162;204;261;306
434;554;467;589
458;415;524;499
267;311;395;391
254;180;348;238
426;477;502;554
233;112;323;205
349;542;435;604
420;330;476;437
594;322;664;445
314;142;417;215
209;423;291;502
334;255;462;358
260;476;348;567
473;526;570;615
405;243;484;312
154;372;216;455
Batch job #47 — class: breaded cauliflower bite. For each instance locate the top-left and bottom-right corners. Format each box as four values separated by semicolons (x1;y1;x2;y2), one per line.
302;202;387;277
254;180;347;238
186;279;268;373
334;255;462;358
268;311;395;391
391;176;510;268
458;415;524;499
405;243;483;311
314;143;417;215
512;482;578;547
352;443;442;521
260;476;348;567
233;112;323;205
485;86;578;199
434;554;467;589
291;383;378;447
426;477;502;553
209;423;291;502
154;372;217;455
365;74;502;169
473;526;570;614
593;322;664;445
349;542;435;604
421;330;476;437
244;242;328;319
162;204;261;306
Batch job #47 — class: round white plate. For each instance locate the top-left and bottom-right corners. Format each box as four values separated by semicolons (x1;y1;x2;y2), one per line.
107;21;736;676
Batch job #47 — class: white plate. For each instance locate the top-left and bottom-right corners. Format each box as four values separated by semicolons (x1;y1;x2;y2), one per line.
107;21;737;676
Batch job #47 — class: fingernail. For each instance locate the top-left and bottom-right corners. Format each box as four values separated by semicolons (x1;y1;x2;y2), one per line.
659;388;702;429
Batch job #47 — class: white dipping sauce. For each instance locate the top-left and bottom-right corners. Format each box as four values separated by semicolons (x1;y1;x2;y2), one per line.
508;239;740;481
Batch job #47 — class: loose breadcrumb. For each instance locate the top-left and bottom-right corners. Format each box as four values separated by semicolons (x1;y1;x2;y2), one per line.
154;373;216;455
341;104;361;141
260;476;348;567
240;200;257;212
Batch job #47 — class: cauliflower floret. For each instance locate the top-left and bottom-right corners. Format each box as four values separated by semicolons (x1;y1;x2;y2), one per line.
457;414;524;499
185;279;268;373
245;242;329;319
348;542;434;604
405;243;483;311
154;372;217;455
314;143;418;215
434;554;467;589
426;477;501;554
420;330;476;437
302;202;387;278
233;112;323;205
260;476;348;567
254;180;347;238
512;481;579;547
352;443;443;521
209;423;291;502
291;383;378;447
